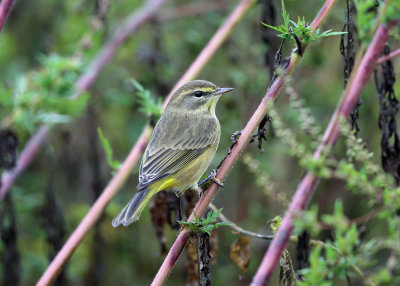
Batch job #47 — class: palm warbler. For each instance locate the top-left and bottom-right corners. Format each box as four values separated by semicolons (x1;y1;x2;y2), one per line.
112;80;233;227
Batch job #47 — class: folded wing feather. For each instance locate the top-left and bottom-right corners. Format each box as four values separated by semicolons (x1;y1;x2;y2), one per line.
137;112;218;190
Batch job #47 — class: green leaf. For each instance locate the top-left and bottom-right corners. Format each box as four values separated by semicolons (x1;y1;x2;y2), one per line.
261;0;346;44
131;78;163;120
261;22;285;33
1;53;88;132
178;208;230;235
97;127;120;171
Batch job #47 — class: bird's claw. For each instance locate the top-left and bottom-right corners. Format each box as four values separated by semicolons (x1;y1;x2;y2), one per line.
211;175;224;187
198;169;224;187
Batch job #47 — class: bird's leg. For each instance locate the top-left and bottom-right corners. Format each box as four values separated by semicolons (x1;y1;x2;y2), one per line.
197;129;244;189
198;174;212;187
175;192;189;223
177;195;183;222
231;130;242;144
198;169;224;188
180;193;189;221
166;192;181;230
176;194;186;233
211;172;224;187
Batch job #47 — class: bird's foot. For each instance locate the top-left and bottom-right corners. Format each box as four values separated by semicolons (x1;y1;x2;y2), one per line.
198;169;224;188
211;174;224;187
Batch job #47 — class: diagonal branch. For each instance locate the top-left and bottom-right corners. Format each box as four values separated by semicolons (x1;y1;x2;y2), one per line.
250;22;397;286
151;1;339;285
0;0;167;201
208;201;274;240
0;0;16;32
0;126;50;200
159;0;229;22
35;1;257;285
73;0;167;98
376;47;400;65
163;0;257;105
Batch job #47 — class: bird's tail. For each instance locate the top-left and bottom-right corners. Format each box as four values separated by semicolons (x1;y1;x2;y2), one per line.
112;187;152;227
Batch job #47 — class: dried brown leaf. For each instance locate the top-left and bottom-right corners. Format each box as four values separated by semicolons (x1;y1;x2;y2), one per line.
198;232;212;286
230;237;251;272
186;239;198;286
185;189;200;285
150;191;168;255
184;189;197;217
279;249;297;286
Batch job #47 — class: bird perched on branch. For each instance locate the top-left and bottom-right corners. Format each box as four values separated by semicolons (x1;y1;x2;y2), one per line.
112;80;233;227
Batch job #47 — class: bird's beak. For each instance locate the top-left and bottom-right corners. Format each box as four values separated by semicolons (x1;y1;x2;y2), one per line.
212;87;234;96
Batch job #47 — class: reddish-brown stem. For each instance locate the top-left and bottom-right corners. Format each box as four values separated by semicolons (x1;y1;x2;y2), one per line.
250;23;394;286
0;0;167;201
36;0;255;284
0;0;16;32
159;0;229;22
0;126;49;200
36;126;152;286
163;0;257;106
73;0;167;98
376;47;400;65
152;1;339;285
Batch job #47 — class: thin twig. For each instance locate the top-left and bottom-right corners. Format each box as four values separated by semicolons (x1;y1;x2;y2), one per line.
208;202;274;240
36;126;152;286
213;199;376;285
319;207;383;230
211;197;374;284
36;1;256;284
0;0;167;201
0;0;16;32
250;22;397;286
306;239;376;286
386;248;397;276
0;126;50;200
159;0;228;22
151;1;339;285
376;47;400;65
73;0;167;98
162;0;256;106
212;202;374;285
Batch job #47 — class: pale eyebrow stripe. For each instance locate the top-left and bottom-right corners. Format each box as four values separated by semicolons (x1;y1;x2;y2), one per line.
187;87;215;94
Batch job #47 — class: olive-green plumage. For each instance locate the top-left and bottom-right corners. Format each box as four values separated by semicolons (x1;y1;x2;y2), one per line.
112;80;233;227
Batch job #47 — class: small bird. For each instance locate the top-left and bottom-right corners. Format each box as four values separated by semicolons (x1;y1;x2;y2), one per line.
112;80;233;227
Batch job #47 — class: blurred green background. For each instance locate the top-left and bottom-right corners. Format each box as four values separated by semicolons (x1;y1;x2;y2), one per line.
0;0;399;285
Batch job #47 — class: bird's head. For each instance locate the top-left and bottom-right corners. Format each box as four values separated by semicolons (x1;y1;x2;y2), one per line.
168;80;233;114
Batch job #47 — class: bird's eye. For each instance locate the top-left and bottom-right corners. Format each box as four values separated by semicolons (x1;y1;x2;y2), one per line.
194;90;203;97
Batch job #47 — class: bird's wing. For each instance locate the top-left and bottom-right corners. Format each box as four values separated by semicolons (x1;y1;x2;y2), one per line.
137;112;219;190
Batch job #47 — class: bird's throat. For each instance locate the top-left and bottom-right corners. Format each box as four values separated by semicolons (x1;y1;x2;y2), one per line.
206;97;220;114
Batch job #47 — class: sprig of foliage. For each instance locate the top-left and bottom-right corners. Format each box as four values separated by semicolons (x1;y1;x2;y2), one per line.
271;88;400;284
296;202;377;286
354;0;378;44
383;0;400;25
267;216;282;234
131;79;162;120
267;216;298;285
242;154;288;207
287;86;321;142
97;127;120;171
335;120;394;202
293;205;321;237
269;107;333;179
354;0;400;44
179;208;230;235
0;54;88;133
262;0;345;44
